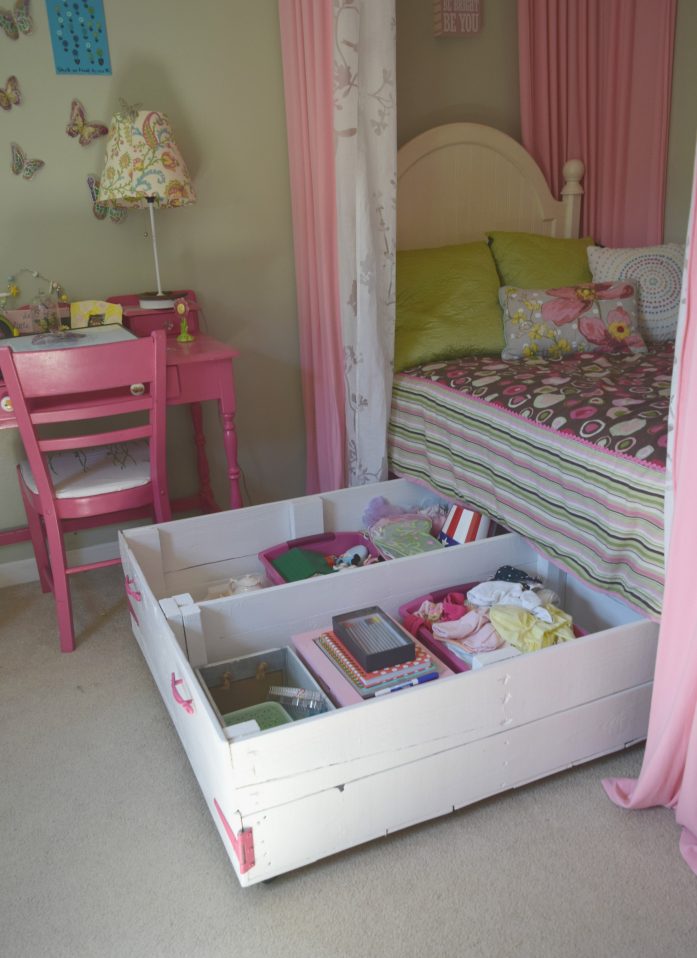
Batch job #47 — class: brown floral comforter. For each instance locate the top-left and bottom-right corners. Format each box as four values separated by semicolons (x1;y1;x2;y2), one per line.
402;343;673;469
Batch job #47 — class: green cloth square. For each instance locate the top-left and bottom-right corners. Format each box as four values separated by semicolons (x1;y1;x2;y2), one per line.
271;547;333;582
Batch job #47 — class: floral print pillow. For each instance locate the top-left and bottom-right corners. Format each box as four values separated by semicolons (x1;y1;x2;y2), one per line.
499;282;647;360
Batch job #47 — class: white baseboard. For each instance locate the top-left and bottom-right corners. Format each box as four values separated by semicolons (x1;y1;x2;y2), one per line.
0;541;121;589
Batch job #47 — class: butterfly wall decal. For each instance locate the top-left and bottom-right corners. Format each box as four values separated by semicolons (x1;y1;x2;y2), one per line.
66;99;108;146
87;174;127;224
118;97;142;121
0;0;32;40
0;74;20;110
10;141;43;179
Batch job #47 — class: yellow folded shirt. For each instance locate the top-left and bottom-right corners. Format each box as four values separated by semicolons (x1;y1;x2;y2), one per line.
488;603;575;653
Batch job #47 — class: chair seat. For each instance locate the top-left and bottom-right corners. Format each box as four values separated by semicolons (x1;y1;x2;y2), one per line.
20;440;151;499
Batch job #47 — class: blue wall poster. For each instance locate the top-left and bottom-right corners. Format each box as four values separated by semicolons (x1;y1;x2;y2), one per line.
45;1;112;75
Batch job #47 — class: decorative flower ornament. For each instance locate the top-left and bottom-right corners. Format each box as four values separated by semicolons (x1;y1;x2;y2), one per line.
50;280;69;303
5;269;69;305
541;282;634;327
174;296;194;343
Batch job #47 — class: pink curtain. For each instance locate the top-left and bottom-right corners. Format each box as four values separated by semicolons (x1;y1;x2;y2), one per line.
603;147;697;876
518;0;676;247
279;0;347;493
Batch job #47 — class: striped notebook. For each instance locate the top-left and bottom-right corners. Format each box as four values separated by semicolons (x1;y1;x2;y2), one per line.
314;631;435;697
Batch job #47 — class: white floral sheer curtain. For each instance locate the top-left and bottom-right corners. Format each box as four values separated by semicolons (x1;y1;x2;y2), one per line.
279;0;396;492
333;0;397;484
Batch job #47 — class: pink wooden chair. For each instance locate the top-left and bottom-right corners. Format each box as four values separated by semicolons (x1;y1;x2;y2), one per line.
0;330;170;653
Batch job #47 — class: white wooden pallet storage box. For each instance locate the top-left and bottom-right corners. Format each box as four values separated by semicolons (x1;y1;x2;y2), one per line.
119;479;659;886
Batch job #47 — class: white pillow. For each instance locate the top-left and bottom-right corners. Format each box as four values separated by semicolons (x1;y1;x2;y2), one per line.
587;243;684;343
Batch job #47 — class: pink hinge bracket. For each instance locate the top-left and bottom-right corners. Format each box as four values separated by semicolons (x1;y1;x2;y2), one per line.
213;798;255;874
124;575;142;624
124;575;142;602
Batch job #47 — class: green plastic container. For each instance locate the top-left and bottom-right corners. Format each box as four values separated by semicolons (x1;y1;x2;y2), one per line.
222;701;292;731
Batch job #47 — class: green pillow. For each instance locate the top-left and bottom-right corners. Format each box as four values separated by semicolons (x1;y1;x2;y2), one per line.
487;231;595;288
395;242;504;372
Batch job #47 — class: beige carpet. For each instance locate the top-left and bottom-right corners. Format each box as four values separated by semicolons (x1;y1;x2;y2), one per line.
1;566;695;958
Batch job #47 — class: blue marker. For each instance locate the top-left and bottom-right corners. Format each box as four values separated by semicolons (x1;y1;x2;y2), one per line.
374;672;439;696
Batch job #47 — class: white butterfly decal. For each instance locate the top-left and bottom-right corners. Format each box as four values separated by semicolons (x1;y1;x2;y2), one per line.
87;174;128;224
10;141;44;179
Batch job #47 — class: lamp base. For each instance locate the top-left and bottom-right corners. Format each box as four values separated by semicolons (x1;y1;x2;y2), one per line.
138;291;176;310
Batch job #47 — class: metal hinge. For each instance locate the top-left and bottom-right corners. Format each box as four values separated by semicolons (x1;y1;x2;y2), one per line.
213;799;255;874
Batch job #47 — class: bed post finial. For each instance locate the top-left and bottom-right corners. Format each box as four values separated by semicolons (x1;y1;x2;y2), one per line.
561;159;585;238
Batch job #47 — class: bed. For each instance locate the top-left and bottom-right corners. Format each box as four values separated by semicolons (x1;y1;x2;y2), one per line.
387;123;671;620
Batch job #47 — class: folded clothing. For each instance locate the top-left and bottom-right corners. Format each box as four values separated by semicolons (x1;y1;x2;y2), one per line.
493;565;542;586
368;514;443;559
467;580;558;622
489;603;575;653
432;607;502;653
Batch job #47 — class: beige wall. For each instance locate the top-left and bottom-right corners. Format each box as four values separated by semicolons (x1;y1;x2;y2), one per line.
397;0;697;241
665;0;697;242
397;0;521;147
2;2;695;574
0;2;305;567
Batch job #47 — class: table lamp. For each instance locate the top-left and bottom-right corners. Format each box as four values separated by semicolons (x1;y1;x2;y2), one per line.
97;109;196;309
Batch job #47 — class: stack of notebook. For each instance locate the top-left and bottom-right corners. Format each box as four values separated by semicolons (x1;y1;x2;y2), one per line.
314;630;439;698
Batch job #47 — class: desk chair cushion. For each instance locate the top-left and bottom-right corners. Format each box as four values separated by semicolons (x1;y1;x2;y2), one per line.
19;439;151;499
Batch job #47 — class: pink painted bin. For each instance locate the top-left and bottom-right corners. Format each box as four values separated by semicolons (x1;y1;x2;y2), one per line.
259;532;381;585
398;582;479;674
398;582;587;674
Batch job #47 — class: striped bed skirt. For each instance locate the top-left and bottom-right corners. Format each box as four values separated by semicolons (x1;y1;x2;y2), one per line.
388;371;666;620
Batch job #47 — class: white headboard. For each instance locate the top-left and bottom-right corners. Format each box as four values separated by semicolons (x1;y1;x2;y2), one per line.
397;123;584;250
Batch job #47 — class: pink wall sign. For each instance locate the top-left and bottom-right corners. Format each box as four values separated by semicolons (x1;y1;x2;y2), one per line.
433;0;483;37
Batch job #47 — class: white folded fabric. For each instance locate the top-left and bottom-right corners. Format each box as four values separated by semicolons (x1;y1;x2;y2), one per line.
467;580;555;623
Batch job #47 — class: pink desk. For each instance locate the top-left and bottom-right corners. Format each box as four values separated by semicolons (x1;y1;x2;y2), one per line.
162;334;242;513
0;330;242;547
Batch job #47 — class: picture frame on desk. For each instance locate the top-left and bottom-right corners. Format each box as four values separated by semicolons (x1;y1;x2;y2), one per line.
2;305;72;335
70;300;124;329
107;290;200;337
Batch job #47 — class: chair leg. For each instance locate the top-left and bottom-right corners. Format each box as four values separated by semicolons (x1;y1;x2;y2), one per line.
42;513;76;654
18;476;52;594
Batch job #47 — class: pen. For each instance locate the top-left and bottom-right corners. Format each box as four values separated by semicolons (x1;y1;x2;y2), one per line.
374;672;439;696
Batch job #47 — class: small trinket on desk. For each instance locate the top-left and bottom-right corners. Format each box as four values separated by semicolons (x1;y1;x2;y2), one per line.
174;296;194;343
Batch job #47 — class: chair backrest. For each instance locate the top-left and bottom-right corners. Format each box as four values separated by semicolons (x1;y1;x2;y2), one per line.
0;329;169;521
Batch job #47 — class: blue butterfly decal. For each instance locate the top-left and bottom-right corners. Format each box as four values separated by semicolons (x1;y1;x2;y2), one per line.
10;141;44;179
87;174;127;224
0;0;32;40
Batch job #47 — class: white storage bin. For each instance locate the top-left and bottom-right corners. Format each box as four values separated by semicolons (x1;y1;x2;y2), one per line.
119;479;658;887
196;645;335;732
130;478;455;607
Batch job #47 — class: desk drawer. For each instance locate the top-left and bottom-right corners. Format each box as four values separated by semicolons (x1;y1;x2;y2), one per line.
123;307;200;338
119;479;658;886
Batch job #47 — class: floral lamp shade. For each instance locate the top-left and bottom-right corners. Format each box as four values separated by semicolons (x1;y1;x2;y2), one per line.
97;110;196;209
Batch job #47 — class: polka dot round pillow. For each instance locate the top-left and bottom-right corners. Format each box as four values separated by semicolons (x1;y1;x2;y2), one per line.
587;243;684;343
